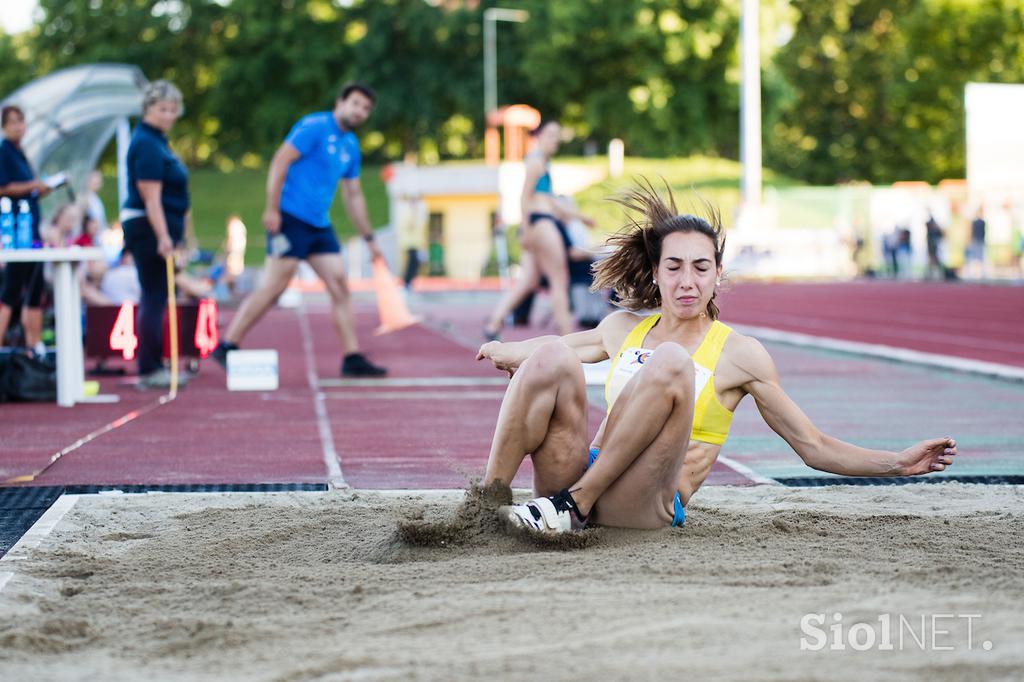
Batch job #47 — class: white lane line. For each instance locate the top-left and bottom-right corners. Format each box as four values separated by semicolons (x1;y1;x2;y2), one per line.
717;455;780;486
319;376;509;388
297;306;347;489
324;390;505;401
733;324;1024;383
0;494;80;593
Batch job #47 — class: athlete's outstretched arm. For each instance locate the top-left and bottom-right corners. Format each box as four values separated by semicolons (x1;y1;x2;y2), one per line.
476;310;637;374
738;336;957;476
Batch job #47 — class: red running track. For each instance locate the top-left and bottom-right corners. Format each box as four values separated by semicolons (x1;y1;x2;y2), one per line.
0;303;757;490
719;281;1023;367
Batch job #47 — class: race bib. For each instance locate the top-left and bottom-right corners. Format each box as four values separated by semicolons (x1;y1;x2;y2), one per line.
607;347;712;407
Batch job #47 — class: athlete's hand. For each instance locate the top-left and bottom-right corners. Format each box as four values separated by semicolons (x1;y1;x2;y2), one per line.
262;209;281;234
476;341;518;377
898;437;957;475
156;234;174;259
368;240;384;262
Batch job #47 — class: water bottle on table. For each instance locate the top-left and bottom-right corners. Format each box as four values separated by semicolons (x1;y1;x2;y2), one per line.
16;200;33;249
0;197;13;249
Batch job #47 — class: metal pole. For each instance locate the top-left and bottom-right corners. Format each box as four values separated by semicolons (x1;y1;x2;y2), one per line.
116;116;131;210
483;8;529;121
740;0;762;207
484;14;496;118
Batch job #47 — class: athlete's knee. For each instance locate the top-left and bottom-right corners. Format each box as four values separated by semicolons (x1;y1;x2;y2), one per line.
646;343;694;390
538;446;585;477
518;340;579;387
324;272;351;303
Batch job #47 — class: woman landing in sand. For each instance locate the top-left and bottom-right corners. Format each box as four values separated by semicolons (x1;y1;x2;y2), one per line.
476;183;957;533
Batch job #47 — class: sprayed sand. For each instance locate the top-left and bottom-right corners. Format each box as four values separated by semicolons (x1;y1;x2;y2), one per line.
1;483;1022;681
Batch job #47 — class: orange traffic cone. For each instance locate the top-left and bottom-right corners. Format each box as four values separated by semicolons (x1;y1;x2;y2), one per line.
372;257;422;335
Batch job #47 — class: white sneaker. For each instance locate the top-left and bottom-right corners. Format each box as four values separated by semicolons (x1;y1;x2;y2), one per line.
499;489;588;534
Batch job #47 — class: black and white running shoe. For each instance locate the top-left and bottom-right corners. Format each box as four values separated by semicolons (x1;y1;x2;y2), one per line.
499;488;587;533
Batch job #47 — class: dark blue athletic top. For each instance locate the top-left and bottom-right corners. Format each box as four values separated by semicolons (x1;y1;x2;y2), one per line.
0;138;41;239
123;121;190;240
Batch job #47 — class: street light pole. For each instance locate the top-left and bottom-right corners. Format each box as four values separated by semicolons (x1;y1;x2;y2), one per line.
740;0;762;208
483;8;529;119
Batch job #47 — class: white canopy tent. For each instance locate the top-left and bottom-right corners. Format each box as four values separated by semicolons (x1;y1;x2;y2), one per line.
2;63;147;212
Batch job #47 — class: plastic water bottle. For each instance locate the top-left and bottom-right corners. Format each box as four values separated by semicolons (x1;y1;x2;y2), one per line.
16;200;33;249
0;197;13;250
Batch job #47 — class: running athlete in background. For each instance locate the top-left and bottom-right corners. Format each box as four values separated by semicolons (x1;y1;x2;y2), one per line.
483;120;594;340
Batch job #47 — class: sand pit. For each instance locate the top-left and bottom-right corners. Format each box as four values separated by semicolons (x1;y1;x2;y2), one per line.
1;483;1022;681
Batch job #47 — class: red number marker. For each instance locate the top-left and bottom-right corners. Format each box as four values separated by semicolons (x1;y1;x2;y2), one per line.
109;302;138;360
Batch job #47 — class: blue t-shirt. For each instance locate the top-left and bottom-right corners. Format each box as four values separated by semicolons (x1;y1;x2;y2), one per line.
0;138;42;239
279;112;361;228
123;122;190;240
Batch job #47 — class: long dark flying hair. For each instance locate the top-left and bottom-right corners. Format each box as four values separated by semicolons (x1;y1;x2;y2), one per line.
592;179;726;319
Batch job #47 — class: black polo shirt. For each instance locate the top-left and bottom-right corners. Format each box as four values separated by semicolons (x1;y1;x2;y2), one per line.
123;121;190;241
0;138;42;240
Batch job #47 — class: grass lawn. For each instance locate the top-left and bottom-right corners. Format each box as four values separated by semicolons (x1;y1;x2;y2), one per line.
571;155;802;235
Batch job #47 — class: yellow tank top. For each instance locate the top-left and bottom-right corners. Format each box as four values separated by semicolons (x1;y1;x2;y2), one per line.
604;315;734;446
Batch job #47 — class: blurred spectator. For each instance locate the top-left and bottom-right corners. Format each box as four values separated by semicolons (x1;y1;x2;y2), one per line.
42;203;82;247
966;208;987;279
896;225;912;279
73;215;102;247
80;257;110;306
100;250;141;305
925;213;944;280
883;228;899;278
0;104;52;353
84;170;108;232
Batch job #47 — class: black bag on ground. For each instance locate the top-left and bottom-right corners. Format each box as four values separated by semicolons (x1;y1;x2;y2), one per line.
0;352;57;402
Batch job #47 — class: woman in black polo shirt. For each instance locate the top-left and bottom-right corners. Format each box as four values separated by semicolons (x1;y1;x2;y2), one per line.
121;80;190;388
0;105;52;353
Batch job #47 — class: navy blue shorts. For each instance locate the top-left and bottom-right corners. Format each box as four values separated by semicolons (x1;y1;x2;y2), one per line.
267;211;341;259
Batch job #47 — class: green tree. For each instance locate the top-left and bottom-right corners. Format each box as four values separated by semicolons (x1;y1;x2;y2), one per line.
507;0;741;158
345;0;485;161
210;0;356;163
31;0;227;164
0;31;37;99
767;0;1024;184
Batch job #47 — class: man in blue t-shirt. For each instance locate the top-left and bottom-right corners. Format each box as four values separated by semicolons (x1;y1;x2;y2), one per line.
213;83;387;376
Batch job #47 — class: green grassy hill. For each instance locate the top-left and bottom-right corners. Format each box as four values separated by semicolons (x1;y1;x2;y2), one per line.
571;155;801;234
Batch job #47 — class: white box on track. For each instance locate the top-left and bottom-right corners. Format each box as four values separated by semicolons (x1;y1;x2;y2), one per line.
226;350;279;391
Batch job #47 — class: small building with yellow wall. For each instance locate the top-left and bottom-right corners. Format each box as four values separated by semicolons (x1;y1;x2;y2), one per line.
387;163;501;281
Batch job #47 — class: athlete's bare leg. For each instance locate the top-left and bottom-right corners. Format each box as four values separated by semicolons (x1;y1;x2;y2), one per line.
222;256;300;345
306;252;359;355
484;250;541;336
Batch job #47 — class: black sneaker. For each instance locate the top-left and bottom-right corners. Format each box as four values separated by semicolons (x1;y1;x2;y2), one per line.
341;352;387;377
211;341;239;370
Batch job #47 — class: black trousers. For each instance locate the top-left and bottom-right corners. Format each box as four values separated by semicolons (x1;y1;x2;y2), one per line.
124;218;175;376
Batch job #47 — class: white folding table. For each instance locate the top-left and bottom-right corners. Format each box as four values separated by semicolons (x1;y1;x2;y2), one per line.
0;246;105;407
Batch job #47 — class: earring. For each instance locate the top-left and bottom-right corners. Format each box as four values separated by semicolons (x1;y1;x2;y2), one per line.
652;278;657;285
